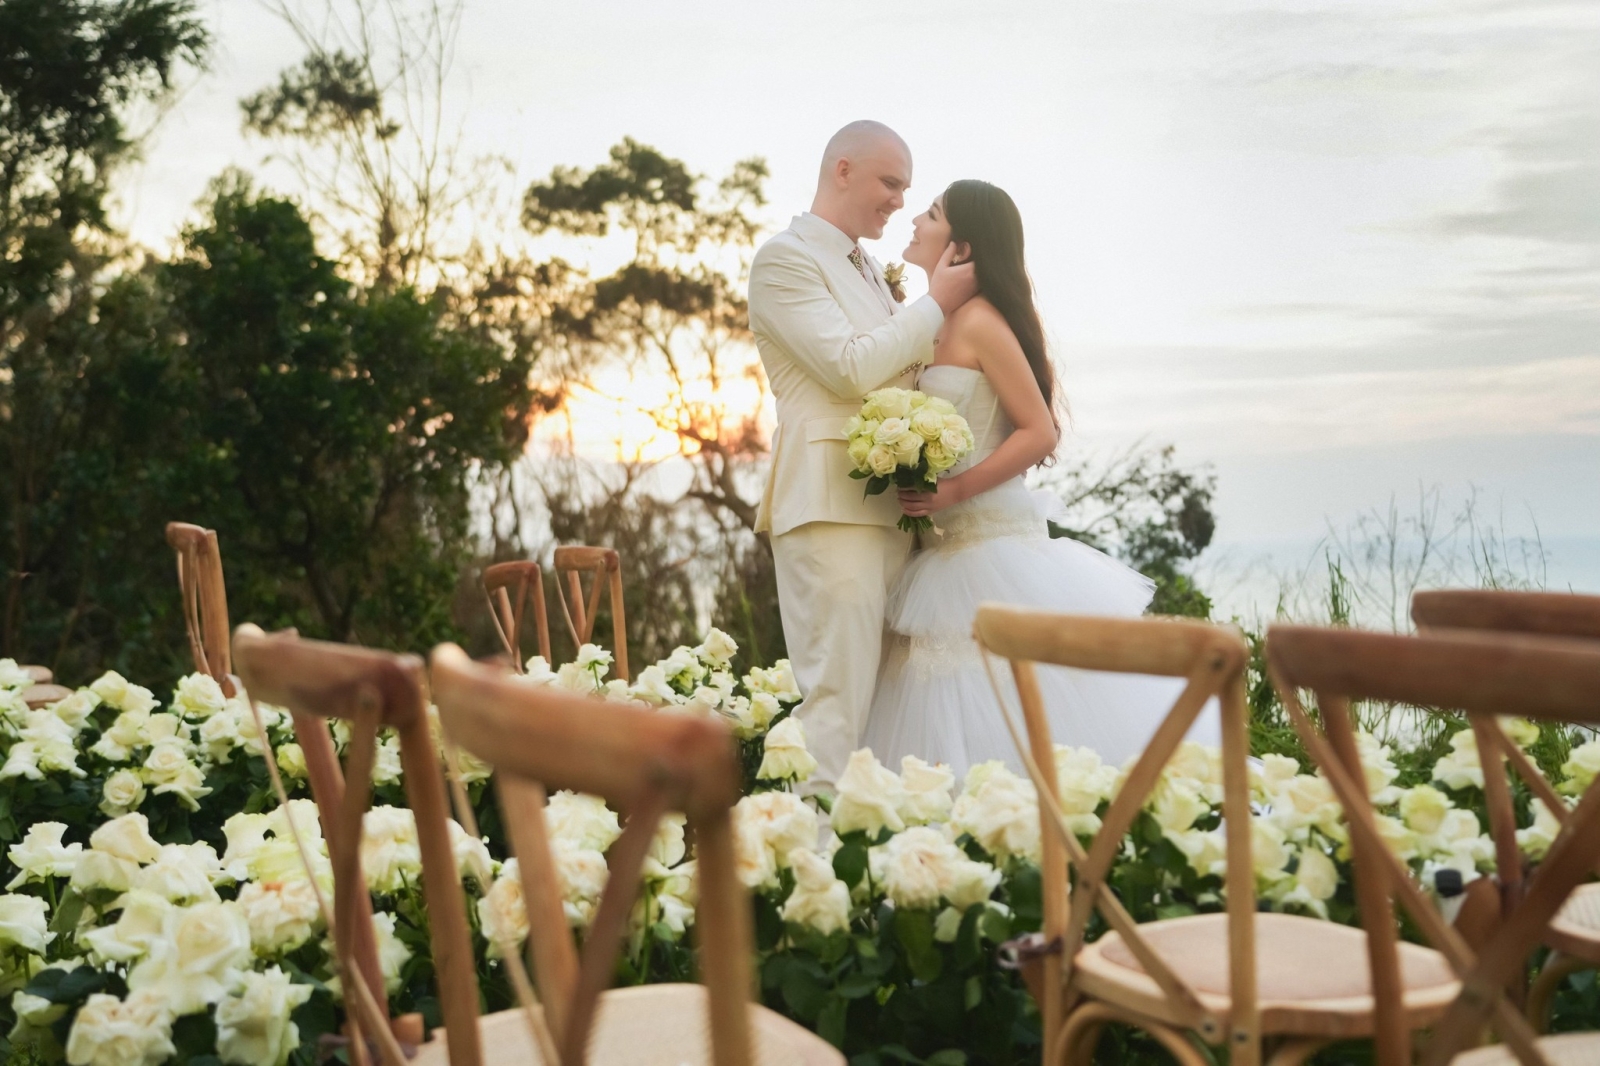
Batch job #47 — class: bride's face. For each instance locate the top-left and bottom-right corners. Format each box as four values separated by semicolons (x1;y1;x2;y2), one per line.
904;197;952;273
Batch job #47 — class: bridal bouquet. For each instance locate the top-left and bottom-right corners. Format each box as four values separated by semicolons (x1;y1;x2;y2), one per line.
845;387;975;533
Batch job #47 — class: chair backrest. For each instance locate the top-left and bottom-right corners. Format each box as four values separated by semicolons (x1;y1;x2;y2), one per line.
482;561;553;670
233;626;481;1066
1267;624;1600;1066
167;522;233;694
552;546;628;681
972;606;1258;1066
1411;589;1600;915
1413;589;1600;642
428;643;751;1066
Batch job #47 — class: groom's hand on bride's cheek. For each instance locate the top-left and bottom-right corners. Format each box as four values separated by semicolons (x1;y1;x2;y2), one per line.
929;243;978;315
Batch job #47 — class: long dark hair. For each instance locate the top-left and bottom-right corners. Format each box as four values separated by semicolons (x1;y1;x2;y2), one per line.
942;180;1061;445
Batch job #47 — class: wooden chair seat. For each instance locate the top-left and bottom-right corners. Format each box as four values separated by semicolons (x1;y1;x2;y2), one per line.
1451;1032;1600;1065
1544;883;1600;962
22;684;72;709
412;985;843;1066
1077;913;1460;1035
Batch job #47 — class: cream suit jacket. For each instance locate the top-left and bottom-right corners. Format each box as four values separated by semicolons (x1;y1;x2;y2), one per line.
749;212;943;536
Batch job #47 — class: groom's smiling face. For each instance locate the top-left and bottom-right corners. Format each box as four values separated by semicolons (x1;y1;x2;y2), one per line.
842;142;911;241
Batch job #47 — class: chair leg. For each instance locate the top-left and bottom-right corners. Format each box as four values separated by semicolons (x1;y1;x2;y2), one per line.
1527;952;1588;1033
1059;1003;1208;1066
1266;1037;1331;1066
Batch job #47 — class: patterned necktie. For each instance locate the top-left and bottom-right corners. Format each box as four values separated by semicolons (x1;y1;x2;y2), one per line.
847;245;869;279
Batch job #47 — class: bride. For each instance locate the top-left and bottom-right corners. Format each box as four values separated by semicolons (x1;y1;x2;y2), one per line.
860;179;1218;779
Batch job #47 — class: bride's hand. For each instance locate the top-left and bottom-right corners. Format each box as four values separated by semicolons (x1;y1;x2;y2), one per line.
898;478;967;517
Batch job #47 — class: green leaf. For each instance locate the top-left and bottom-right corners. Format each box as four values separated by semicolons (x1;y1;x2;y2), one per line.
780;960;829;1020
926;1051;969;1066
833;841;869;889
964;974;983;1011
894;908;942;983
848;468;870;480
836;969;881;1000
817;993;848;1048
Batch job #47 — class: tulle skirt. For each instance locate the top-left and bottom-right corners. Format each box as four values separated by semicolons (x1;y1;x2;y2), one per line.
861;516;1220;781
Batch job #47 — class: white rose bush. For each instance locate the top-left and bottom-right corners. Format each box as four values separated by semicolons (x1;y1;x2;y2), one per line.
844;387;975;533
0;643;1593;1065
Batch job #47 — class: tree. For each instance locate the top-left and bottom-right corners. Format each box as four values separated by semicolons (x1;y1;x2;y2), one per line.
1;0;209;677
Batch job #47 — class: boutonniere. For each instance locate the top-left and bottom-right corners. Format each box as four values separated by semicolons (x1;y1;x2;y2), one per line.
882;262;907;304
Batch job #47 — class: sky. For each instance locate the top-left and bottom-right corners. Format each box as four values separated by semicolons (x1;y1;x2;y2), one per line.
115;0;1600;595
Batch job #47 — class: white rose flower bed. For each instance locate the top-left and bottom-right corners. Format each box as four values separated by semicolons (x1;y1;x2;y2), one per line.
0;647;1585;1064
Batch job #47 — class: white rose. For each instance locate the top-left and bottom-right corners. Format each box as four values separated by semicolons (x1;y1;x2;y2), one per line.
889;429;923;467
1499;717;1539;750
1274;847;1339;919
0;894;53;954
938;425;971;456
831;749;908;837
1433;730;1484;792
909;406;945;441
661;647;706;688
0;659;30;690
846;433;874;471
748;692;781;731
198;708;245;764
127;900;253;1015
90;813;163;864
872;415;910;445
950;764;1041;863
1055;745;1117;823
214;966;314;1066
1166;742;1224;803
1255;753;1301;795
448;820;495;889
872;389;913;420
545;791;621;852
1268;775;1343;840
553;662;601;695
732;808;779;891
266;798;324;846
371;912;411;994
64;991;175;1066
898;756;955;825
99;769;148;818
274;743;308;782
6;821;82;889
51;689;101;731
1170;828;1226;879
477;859;528;957
720;695;758;738
646;814;688;877
1371;814;1418;862
1517;798;1565;860
873;827;1000;911
11;988;67;1040
1252;820;1292;887
1150;778;1208;836
767;661;801;703
71;852;139;895
780;849;851;935
131;844;222;904
220;813;273;881
1560;740;1600;796
522;656;555;684
1399;786;1452;836
629;665;677;706
695;628;739;665
90;672;158;716
575;643;614;674
80;890;173;964
142;741;211;811
736;792;819;868
865;444;898;477
360;806;421;895
1355;731;1401;803
370;735;403;786
552;840;608;927
0;742;41;781
172;674;227;720
236;879;322;956
756;717;817;783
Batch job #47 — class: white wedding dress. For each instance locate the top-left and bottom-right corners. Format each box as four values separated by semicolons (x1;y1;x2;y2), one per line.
860;365;1219;780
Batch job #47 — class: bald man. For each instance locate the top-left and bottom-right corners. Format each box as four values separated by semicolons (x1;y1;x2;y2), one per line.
749;120;977;790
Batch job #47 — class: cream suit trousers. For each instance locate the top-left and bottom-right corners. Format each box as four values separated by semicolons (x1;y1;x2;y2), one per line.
772;521;912;791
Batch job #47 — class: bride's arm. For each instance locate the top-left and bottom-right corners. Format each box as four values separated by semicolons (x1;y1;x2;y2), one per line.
898;304;1057;517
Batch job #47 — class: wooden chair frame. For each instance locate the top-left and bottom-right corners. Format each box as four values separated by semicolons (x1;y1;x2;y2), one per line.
552;547;628;681
167;522;234;695
429;644;752;1066
1267;624;1600;1066
972;606;1261;1066
483;561;553;670
1412;588;1600;1029
233;626;480;1066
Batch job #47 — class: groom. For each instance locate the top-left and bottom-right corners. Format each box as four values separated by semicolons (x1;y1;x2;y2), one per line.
749;120;977;790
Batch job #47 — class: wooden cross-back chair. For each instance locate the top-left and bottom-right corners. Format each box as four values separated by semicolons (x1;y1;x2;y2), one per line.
18;663;71;710
1411;589;1600;1032
427;645;841;1066
167;521;235;695
232;625;478;1066
973;605;1460;1066
552;546;628;681
483;561;553;671
1267;624;1600;1066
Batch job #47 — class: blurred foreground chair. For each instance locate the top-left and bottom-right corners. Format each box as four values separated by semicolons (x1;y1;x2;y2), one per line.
428;644;841;1066
483;560;553;670
168;522;234;694
233;626;471;1066
1268;624;1600;1065
552;546;628;681
18;662;71;709
1412;589;1600;1030
972;606;1455;1066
